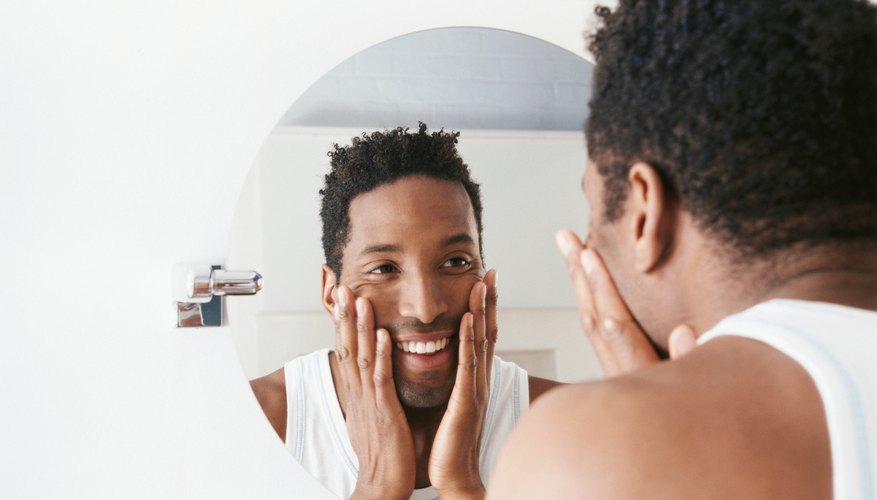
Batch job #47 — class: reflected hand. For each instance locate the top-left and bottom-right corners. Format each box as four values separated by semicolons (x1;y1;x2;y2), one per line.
429;270;497;500
556;229;697;377
333;285;415;500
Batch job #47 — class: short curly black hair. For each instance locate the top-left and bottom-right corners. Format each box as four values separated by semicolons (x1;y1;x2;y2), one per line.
586;0;877;258
320;123;484;278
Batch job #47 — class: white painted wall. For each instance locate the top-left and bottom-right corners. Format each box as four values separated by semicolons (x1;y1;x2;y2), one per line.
1;1;605;498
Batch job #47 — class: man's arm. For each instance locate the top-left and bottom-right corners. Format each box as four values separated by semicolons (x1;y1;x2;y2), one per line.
489;383;622;499
249;368;287;441
495;367;715;499
490;376;689;500
489;337;833;500
528;376;561;402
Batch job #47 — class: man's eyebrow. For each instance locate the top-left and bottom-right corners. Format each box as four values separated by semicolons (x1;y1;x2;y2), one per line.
358;234;474;258
358;244;400;257
443;233;476;247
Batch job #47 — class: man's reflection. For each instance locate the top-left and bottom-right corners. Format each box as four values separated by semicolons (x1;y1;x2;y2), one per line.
249;123;559;499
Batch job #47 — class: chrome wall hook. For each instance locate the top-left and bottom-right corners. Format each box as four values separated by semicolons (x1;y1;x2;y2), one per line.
173;264;263;328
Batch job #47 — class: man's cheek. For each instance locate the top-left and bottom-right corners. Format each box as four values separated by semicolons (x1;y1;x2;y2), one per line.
358;291;400;327
451;279;479;313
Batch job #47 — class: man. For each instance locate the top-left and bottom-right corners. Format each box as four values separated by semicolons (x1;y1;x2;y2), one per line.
490;1;877;499
249;123;559;499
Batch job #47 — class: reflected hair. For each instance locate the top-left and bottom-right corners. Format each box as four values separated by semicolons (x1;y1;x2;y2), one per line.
586;0;877;258
319;122;483;277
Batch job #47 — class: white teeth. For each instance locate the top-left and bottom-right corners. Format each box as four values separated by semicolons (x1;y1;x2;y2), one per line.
395;337;450;354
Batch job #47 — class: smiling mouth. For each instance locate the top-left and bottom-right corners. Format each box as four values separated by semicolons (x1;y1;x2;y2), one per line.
395;336;453;354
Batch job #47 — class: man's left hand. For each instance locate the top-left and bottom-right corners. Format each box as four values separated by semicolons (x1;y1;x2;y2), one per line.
556;229;697;377
428;269;497;499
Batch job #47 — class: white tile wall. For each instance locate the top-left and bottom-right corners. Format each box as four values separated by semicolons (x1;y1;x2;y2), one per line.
277;27;592;131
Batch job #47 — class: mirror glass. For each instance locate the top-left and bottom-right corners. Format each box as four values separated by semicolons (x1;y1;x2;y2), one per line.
227;26;604;496
228;24;601;421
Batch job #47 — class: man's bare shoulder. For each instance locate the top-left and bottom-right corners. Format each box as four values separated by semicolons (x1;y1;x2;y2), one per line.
490;375;667;499
528;375;562;403
249;368;287;441
490;336;831;499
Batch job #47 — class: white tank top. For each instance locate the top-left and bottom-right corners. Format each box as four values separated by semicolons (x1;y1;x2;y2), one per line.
698;299;877;500
284;349;529;499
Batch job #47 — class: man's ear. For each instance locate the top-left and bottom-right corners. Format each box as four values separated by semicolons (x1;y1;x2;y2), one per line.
627;162;675;273
321;264;337;318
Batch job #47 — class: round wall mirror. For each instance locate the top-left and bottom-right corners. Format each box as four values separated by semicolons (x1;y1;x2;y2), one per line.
227;30;602;488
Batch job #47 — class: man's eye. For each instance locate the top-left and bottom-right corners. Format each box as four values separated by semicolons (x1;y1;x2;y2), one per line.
442;257;470;268
368;264;398;274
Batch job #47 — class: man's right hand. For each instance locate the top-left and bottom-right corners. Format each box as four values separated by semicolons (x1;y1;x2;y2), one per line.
555;229;697;376
333;285;416;500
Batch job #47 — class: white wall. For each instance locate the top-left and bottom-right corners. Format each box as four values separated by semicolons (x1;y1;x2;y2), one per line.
0;1;605;498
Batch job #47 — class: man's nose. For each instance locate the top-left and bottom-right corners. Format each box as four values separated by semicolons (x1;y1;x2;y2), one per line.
398;272;449;325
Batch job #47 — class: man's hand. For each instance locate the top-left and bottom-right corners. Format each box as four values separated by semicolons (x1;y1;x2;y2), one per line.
429;269;497;500
333;285;416;500
556;229;697;376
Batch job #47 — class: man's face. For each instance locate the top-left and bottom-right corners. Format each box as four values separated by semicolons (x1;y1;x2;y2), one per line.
337;175;484;408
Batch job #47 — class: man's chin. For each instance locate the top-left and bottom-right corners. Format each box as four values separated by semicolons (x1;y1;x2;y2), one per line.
395;378;456;409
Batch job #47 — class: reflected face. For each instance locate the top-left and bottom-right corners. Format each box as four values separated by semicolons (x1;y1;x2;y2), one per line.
338;175;484;408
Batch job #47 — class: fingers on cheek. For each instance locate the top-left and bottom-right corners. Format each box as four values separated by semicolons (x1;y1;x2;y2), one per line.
480;269;497;305
460;313;475;344
336;345;350;362
579;313;597;337
373;366;391;386
469;281;484;313
357;354;371;371
373;330;393;385
376;329;391;358
335;286;351;321
600;317;624;343
564;249;580;278
465;314;478;368
488;326;499;344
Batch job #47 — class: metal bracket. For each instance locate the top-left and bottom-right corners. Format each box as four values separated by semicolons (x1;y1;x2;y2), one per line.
174;264;263;328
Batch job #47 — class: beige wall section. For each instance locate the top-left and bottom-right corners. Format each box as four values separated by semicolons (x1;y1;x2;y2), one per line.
228;126;599;381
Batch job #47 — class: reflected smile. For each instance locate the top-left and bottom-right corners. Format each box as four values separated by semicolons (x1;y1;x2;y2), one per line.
395;337;452;354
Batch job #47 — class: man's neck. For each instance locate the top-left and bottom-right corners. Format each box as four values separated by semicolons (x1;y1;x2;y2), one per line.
404;405;447;489
681;243;877;335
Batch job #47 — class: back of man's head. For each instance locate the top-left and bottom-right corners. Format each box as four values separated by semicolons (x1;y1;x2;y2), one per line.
586;0;877;261
319;123;484;277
